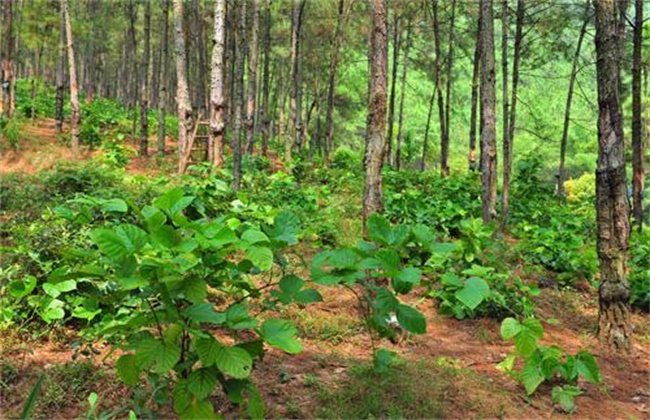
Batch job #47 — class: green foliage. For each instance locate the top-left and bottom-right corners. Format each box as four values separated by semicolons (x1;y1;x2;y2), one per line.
0;116;24;149
563;173;595;204
331;146;360;170
629;230;650;311
498;317;602;413
310;214;428;340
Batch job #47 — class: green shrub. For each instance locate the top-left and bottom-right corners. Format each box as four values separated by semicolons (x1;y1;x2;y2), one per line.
331;146;360;170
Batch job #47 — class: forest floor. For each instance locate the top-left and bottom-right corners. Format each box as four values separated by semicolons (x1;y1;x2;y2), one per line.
1;122;649;419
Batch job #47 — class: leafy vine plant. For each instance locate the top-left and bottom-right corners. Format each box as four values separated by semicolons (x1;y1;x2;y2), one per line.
51;188;325;418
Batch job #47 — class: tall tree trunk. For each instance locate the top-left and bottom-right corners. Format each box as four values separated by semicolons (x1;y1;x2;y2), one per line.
444;0;456;165
386;12;400;167
468;4;482;171
324;0;347;163
55;13;66;133
260;0;272;157
209;0;226;167
557;1;590;196
173;0;193;173
232;0;246;190
500;0;510;223
363;0;387;236
395;20;411;171
158;0;170;159
432;0;448;176
506;0;524;198
192;0;207;112
421;85;436;171
287;0;306;162
245;0;260;154
278;64;287;149
594;0;631;352
61;0;79;156
631;0;644;232
2;0;14;118
139;0;152;157
480;0;497;223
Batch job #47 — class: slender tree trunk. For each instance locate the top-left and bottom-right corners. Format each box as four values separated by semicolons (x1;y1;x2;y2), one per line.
232;0;246;189
631;0;644;232
158;0;170;159
61;0;79;156
209;0;226;167
324;0;346;163
395;20;411;171
260;0;272;157
444;0;456;166
363;0;387;236
278;65;287;149
386;13;400;167
500;0;511;223
421;85;436;171
55;13;66;133
506;0;524;196
246;0;260;154
191;0;207;113
480;0;497;223
173;0;193;172
468;4;482;171
2;0;14;118
432;0;448;176
557;1;590;196
287;0;306;162
594;0;631;352
139;0;152;157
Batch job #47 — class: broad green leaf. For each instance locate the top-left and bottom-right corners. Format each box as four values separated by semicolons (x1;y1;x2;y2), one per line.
259;319;302;354
521;364;544;395
576;350;601;383
184;278;207;304
246;383;265;420
186;368;218;399
366;213;393;245
393;267;422;294
246;246;274;271
375;288;399;313
279;275;304;295
116;354;140;386
214;346;253;379
225;304;258;330
116;224;148;253
180;398;218;420
522;318;544;340
43;280;76;298
135;338;181;374
141;205;166;228
455;277;490;310
552;385;582;413
42;299;65;322
500;318;522;340
195;337;222;366
497;354;517;372
209;226;237;247
396;304;426;334
267;211;300;245
241;229;270;245
440;272;463;288
90;229;130;261
8;276;36;299
294;289;323;304
100;198;128;213
183;303;225;325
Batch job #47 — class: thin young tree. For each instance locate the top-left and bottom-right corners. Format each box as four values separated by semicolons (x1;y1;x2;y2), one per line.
395;19;411;171
444;0;456;171
2;0;15;118
139;0;151;157
172;0;193;172
209;0;226;167
631;0;644;232
245;0;259;154
500;0;510;223
363;0;387;235
468;3;482;171
479;0;497;223
260;0;272;157
61;0;80;156
432;0;448;176
594;0;631;351
232;0;247;190
55;13;65;133
557;1;590;197
386;11;400;166
287;0;306;162
157;0;170;159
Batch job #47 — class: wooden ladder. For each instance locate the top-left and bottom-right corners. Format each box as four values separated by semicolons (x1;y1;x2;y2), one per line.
180;120;210;173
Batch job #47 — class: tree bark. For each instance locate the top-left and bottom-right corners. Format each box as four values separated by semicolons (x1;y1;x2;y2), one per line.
260;0;272;157
421;85;436;171
386;12;400;167
158;0;170;159
557;1;590;197
209;0;226;167
324;0;347;163
631;0;644;232
395;20;411;171
479;0;497;223
246;0;260;154
2;0;14;118
232;0;246;190
139;0;152;157
62;0;80;156
287;0;306;163
363;0;387;236
468;4;482;171
55;12;66;133
594;0;631;352
432;0;448;176
500;0;510;223
173;0;193;172
506;0;524;202
444;0;456;170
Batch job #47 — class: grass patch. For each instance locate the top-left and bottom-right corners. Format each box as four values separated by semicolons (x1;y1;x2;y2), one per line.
287;308;364;345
